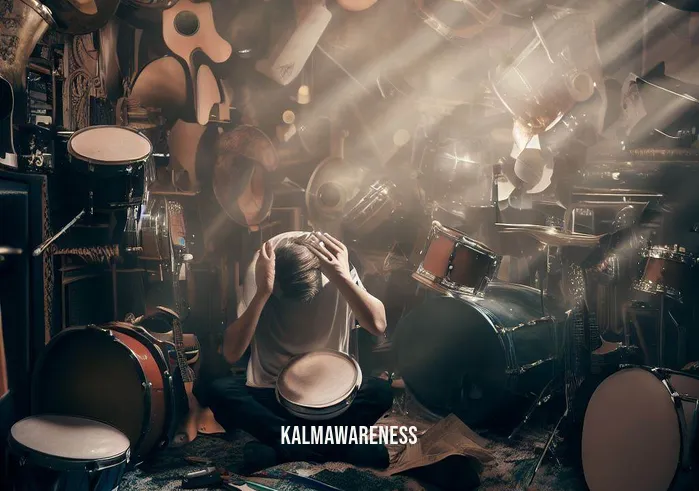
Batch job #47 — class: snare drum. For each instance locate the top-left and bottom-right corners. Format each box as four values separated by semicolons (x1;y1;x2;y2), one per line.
634;245;697;302
582;366;699;491
7;415;130;491
413;221;500;296
31;325;176;464
395;281;562;426
67;126;154;211
276;350;362;421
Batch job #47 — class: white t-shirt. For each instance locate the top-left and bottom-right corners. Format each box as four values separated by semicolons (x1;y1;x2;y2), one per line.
238;231;363;388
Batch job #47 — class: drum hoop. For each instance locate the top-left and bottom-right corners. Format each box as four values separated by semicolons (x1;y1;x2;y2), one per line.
67;125;153;166
30;326;153;459
105;323;177;448
643;246;696;265
431;220;499;259
277;385;360;420
275;350;362;409
8;415;130;472
633;279;683;302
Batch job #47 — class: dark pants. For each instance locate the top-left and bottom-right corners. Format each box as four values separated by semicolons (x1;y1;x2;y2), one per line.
195;373;394;448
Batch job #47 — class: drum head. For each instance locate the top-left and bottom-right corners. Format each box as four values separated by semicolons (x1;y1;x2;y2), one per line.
11;415;129;462
32;328;147;447
277;351;359;408
582;368;681;491
68;126;152;165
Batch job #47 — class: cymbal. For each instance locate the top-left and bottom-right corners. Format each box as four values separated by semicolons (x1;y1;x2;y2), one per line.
495;223;603;247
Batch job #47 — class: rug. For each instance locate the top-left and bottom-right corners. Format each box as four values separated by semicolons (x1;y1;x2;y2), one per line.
120;396;589;491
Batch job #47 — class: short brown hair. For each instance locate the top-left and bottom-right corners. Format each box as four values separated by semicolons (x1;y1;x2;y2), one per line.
274;237;321;302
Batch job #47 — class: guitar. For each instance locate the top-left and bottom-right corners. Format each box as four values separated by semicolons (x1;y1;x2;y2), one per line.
0;76;17;169
166;200;200;446
162;0;232;122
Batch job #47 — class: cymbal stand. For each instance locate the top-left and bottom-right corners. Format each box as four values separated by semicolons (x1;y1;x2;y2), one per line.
509;250;560;440
522;310;574;490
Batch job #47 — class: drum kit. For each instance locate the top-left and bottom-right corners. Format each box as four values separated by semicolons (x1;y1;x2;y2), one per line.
391;186;699;490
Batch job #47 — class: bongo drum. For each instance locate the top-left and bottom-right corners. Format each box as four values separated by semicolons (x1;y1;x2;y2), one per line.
276;350;362;421
7;415;130;491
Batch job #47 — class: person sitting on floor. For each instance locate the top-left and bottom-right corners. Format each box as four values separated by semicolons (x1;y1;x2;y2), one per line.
195;231;393;469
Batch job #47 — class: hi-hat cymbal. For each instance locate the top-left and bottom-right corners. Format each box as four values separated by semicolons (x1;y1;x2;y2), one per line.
496;223;603;247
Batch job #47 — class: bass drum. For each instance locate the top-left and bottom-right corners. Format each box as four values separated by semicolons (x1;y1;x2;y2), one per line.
394;281;564;426
31;325;176;464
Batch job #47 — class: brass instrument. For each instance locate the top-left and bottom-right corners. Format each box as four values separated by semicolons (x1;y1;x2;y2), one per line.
0;0;55;97
0;0;55;167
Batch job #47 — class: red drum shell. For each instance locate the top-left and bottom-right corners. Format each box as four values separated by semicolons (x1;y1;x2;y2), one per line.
31;326;174;463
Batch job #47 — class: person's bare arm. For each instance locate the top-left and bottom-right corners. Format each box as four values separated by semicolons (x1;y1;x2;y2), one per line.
334;275;387;336
222;242;275;363
306;232;387;336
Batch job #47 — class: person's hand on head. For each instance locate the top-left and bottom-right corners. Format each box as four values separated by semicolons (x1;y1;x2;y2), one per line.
306;232;352;284
255;241;276;297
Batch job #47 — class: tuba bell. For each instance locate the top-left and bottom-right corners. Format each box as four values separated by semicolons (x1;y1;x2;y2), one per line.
0;0;55;167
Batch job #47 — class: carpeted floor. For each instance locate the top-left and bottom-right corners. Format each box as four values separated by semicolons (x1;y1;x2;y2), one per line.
120;395;589;491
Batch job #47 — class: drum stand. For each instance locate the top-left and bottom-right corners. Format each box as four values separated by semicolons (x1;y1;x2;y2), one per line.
508;247;560;441
521;310;576;490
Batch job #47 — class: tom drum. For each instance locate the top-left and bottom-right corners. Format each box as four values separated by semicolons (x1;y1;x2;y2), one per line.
413;221;500;296
67;125;154;212
634;245;697;303
7;415;130;491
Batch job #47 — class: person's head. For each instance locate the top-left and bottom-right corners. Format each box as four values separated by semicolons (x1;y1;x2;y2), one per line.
273;237;321;303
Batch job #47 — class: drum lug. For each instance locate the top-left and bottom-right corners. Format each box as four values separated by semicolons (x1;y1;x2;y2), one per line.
142;381;152;391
